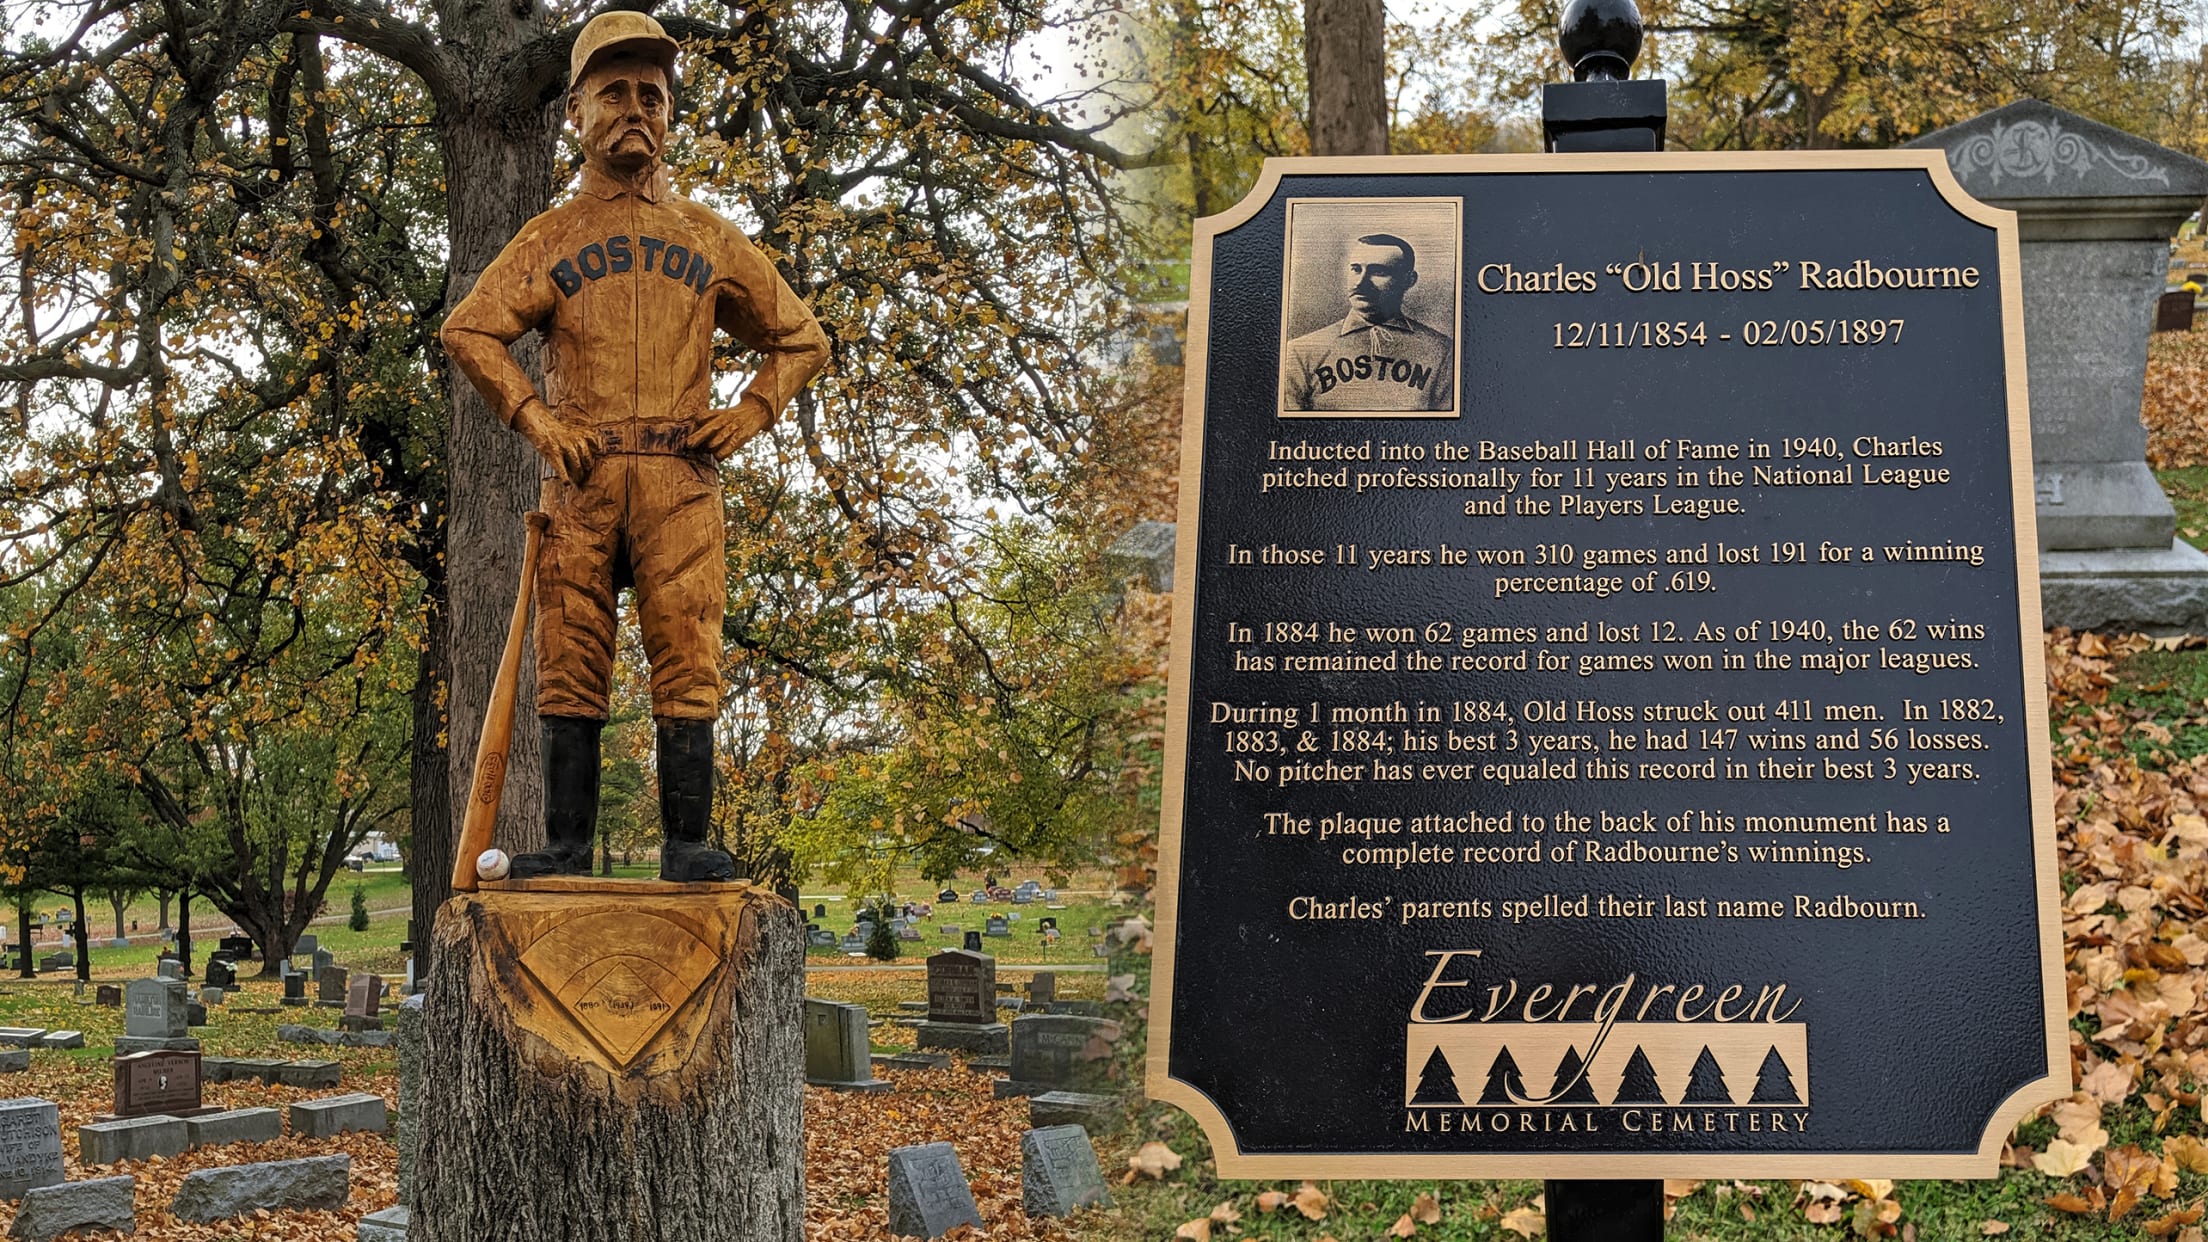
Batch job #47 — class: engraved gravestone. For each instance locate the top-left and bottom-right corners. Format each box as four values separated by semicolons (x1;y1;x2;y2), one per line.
124;978;185;1039
915;950;1008;1055
925;951;994;1022
998;1014;1114;1098
1019;1124;1110;1217
984;915;1010;938
318;965;349;1006
204;957;236;990
962;931;982;952
1911;100;2208;628
114;1050;202;1118
801;999;889;1093
885;1142;983;1238
344;973;384;1032
0;1099;62;1200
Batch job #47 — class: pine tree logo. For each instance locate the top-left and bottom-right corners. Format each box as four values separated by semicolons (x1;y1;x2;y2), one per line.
1612;1046;1664;1104
1681;1046;1733;1104
1478;1048;1525;1104
1410;1047;1462;1105
1405;1001;1808;1109
1749;1046;1801;1104
1546;1047;1600;1104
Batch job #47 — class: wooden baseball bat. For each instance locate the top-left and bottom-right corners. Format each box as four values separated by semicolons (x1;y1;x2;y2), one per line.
451;510;552;892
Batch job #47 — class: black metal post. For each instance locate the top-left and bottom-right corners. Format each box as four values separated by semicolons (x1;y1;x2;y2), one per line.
1541;0;1666;154
1539;3;1668;1236
1546;1180;1666;1242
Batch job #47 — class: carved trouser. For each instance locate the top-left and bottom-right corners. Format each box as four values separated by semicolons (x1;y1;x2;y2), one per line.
536;424;722;721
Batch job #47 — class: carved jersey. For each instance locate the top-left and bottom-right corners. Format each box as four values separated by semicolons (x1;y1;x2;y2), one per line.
442;165;827;433
1281;314;1455;413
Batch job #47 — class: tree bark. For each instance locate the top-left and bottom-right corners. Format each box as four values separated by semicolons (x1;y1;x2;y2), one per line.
422;4;561;935
69;890;87;983
415;882;803;1241
1304;0;1387;156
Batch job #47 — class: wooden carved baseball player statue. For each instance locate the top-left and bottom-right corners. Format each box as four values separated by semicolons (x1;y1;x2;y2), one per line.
442;11;828;885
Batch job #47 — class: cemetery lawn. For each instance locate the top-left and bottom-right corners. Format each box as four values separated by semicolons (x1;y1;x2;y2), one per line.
0;871;1144;1240
1096;634;2208;1240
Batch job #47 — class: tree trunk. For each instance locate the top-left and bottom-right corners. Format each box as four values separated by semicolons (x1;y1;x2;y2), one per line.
176;888;192;974
411;596;451;976
157;889;171;932
423;9;560;934
70;890;88;983
1304;0;1387;156
14;902;28;979
414;880;803;1241
109;894;125;942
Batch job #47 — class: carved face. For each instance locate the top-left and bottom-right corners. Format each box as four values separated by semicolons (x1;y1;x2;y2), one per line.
1343;239;1417;322
569;56;670;176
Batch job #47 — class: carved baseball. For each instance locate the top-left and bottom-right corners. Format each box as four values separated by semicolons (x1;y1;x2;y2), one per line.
477;848;511;881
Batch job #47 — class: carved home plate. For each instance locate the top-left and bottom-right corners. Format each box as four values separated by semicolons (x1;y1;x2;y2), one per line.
519;910;722;1067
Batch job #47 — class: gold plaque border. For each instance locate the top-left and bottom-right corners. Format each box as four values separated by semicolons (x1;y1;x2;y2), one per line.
1144;150;2064;1180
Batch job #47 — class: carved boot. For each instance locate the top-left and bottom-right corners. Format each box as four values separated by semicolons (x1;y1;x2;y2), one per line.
509;715;601;879
658;717;738;882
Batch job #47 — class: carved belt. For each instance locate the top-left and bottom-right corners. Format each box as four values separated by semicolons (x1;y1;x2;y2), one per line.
593;422;698;457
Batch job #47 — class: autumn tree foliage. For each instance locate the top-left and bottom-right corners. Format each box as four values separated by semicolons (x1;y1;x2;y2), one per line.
0;0;1164;948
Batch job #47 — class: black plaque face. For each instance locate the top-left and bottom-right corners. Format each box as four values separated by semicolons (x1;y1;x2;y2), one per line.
1148;153;2063;1179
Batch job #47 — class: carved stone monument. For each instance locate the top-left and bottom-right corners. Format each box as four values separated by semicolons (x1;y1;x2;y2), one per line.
1912;100;2208;628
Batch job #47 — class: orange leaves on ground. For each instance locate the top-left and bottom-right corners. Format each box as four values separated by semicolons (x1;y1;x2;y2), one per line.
2048;1185;2109;1216
2105;1145;2164;1221
1291;1182;1329;1219
2168;1135;2208;1174
2146;1204;2207;1236
803;1065;1088;1241
1979;1221;2010;1235
2144;332;2208;468
1410;1192;1441;1223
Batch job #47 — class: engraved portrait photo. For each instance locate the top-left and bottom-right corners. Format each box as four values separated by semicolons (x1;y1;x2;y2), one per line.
1279;198;1461;417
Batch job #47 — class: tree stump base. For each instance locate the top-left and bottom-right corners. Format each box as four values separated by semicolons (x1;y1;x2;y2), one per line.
413;879;802;1242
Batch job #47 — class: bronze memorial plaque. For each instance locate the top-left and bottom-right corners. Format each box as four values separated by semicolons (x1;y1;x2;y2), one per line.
1147;152;2064;1178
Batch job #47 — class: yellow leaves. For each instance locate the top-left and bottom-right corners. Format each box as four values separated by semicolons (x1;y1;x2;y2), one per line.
1254;1190;1290;1214
2167;1134;2208;1174
1173;1215;1213;1240
2034;1137;2098;1178
1290;1181;1329;1219
2081;1059;2135;1104
1978;1220;2010;1235
1125;1141;1181;1180
2104;1144;2162;1220
1498;1202;1545;1237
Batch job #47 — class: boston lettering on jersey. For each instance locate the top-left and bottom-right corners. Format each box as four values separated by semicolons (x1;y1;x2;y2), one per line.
550;235;715;298
1309;351;1435;396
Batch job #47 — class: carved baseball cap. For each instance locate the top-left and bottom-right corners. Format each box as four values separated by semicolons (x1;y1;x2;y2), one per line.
569;11;681;91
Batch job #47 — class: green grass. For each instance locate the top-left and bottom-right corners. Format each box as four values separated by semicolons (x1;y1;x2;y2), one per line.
2161;465;2208;545
800;887;1122;965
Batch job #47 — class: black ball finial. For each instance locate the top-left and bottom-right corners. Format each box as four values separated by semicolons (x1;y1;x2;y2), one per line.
1559;0;1643;82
